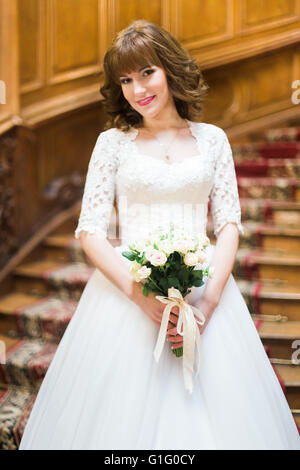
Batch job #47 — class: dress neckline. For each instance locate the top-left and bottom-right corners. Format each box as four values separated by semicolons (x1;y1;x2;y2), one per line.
128;119;203;167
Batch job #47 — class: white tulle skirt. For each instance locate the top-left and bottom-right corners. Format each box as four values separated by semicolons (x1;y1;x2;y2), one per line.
19;244;300;450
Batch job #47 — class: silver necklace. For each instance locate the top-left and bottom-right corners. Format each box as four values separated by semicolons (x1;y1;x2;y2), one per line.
144;127;181;162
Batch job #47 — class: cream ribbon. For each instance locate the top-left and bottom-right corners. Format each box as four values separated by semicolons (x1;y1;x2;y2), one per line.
153;287;206;394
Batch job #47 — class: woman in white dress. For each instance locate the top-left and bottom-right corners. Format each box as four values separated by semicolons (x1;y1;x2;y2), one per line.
19;20;300;450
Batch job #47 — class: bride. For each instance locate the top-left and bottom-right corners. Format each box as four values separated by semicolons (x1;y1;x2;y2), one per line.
19;19;300;450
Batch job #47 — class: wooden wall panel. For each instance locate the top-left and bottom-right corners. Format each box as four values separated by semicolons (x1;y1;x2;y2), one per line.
203;45;300;137
48;0;101;84
15;0;300;126
115;0;162;32
37;107;105;192
0;0;20;134
240;0;298;33
174;0;234;46
18;0;45;93
178;0;300;68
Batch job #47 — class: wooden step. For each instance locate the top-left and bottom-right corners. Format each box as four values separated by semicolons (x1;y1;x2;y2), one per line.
0;385;37;450
237;279;300;320
255;320;300;360
14;260;94;299
232;142;300;160
0;333;57;389
207;220;300;255
43;235;86;263
272;363;300;409
0;292;77;341
43;234;121;263
235;158;300;178
238;177;300;202
264;127;300;142
292;410;300;431
234;249;300;284
257;142;300;159
0;292;44;336
242;222;300;255
240;198;300;225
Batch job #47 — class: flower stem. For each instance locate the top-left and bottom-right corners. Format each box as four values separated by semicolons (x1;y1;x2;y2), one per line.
148;277;165;295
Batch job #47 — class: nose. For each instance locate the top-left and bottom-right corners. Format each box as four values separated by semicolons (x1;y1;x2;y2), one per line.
132;79;146;97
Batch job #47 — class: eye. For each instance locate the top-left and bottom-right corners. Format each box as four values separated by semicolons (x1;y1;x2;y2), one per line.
120;78;131;85
144;68;154;76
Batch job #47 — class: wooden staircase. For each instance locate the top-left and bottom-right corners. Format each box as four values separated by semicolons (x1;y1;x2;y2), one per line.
0;125;300;449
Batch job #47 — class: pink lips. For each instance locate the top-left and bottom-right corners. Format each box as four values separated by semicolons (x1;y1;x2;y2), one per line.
137;96;155;106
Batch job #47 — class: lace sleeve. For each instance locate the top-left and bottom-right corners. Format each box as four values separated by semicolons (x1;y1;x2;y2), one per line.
209;128;245;238
74;130;118;239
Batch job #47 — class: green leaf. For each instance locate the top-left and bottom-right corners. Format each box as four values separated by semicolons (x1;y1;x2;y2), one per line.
178;269;189;283
159;278;169;290
192;270;203;279
142;285;149;297
167;277;181;289
122;251;136;261
192;279;204;287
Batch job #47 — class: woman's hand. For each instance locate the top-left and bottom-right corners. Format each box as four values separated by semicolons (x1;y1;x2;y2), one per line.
131;284;178;328
166;295;218;350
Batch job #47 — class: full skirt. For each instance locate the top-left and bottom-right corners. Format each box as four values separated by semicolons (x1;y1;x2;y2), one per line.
19;244;300;450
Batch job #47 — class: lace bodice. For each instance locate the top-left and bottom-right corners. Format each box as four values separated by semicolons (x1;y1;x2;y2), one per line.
74;119;244;245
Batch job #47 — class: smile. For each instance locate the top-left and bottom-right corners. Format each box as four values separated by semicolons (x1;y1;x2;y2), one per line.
137;96;155;106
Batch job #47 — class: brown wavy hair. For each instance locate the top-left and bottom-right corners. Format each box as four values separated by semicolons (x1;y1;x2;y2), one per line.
100;20;209;132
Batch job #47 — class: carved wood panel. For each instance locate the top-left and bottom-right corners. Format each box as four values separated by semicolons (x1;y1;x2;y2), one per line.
0;131;18;262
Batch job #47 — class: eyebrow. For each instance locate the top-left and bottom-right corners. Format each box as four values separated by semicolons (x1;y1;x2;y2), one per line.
119;65;151;78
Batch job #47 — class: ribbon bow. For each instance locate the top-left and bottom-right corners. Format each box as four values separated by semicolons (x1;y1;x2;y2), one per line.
153;287;205;394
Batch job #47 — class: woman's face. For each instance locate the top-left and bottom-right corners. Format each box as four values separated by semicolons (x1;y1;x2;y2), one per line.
119;65;174;119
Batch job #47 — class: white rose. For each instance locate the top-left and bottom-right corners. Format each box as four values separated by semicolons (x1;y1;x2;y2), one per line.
174;239;190;254
130;260;142;276
184;237;197;252
198;234;210;248
195;249;207;263
134;266;151;282
157;239;174;255
184;252;199;266
194;262;202;271
145;248;167;266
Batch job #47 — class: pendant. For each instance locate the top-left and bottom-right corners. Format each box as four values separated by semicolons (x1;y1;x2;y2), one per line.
165;155;170;161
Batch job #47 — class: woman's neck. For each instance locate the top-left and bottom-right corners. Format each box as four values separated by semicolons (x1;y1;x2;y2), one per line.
141;115;188;132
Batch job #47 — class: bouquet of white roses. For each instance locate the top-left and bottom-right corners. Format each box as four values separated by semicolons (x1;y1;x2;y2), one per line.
122;224;214;394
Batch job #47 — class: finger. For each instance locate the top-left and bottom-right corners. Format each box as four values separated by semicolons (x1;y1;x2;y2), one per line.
169;313;178;325
171;342;183;350
167;334;183;343
167;326;177;336
195;314;206;325
171;306;179;316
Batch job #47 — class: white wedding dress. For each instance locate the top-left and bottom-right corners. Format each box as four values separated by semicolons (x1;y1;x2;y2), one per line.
19;120;300;450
